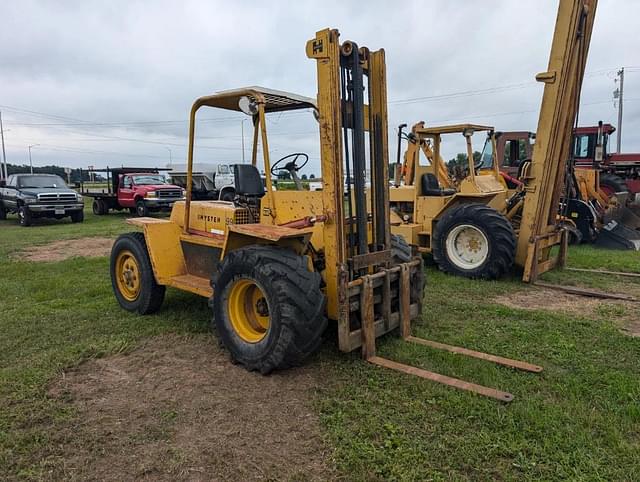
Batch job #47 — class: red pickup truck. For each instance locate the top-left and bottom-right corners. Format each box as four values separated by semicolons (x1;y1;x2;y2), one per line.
80;168;185;216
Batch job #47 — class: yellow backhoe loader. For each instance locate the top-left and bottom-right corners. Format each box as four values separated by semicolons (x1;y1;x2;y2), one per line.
391;0;598;283
109;29;541;402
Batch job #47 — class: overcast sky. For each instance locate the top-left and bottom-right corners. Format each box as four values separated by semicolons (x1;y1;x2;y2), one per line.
1;0;638;175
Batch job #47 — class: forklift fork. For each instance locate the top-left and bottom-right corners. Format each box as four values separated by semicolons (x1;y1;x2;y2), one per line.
360;261;543;402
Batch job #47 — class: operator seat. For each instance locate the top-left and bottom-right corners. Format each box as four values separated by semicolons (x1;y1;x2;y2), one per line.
233;164;265;198
232;164;265;222
421;173;456;196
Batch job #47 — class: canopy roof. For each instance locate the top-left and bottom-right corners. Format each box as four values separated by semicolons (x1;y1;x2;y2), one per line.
193;86;317;113
415;124;494;136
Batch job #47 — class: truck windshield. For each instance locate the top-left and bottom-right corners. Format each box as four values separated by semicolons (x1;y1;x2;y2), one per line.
132;175;167;185
18;175;67;188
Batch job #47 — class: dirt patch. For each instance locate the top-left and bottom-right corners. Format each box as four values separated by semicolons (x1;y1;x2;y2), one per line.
494;288;640;336
47;334;335;481
13;237;114;262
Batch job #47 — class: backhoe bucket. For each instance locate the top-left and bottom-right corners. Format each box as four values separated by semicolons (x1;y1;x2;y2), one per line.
596;193;640;250
595;219;640;250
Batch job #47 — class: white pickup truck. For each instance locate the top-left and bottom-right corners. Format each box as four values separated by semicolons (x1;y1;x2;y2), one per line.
169;163;236;201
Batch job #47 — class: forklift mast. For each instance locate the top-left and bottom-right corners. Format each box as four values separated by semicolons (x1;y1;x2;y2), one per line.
517;0;597;282
306;30;391;297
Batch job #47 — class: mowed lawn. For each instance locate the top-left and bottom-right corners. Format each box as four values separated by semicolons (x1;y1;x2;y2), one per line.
1;206;640;480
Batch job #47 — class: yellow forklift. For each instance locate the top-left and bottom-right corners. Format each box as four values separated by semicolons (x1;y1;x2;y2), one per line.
109;28;541;402
391;0;598;283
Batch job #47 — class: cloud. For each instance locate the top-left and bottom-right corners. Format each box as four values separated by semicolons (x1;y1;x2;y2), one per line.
0;0;638;173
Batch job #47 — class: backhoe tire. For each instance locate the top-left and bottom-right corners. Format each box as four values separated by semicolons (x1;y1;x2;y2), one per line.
391;234;412;264
211;246;327;374
599;174;628;196
433;203;515;280
110;232;165;314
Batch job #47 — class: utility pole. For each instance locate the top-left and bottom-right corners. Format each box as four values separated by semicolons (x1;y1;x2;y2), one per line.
241;119;246;163
165;147;173;166
28;144;39;174
614;67;624;153
0;111;7;180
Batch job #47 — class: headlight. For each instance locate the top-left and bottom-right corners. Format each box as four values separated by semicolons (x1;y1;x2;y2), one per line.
145;191;157;198
77;194;84;202
23;196;37;204
181;189;186;197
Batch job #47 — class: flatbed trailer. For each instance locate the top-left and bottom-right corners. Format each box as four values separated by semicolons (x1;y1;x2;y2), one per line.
79;167;184;216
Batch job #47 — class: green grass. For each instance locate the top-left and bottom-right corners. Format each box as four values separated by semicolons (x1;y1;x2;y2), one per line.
1;207;639;480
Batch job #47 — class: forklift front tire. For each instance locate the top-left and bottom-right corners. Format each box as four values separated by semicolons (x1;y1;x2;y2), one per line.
433;203;515;279
211;246;327;374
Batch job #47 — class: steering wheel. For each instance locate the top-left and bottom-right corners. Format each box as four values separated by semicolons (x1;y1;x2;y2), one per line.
270;153;309;175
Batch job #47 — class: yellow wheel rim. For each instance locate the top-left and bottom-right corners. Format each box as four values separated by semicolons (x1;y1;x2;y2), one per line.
227;278;270;343
115;250;141;302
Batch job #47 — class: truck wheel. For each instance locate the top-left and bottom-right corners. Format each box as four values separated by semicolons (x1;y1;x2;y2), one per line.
211;246;327;374
92;199;106;215
110;232;165;314
18;206;32;227
433;203;515;279
0;203;6;220
135;200;148;217
70;210;84;223
221;190;235;202
599;174;628;197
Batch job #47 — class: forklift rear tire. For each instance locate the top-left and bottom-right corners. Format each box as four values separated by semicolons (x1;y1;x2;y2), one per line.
110;232;165;314
135;200;148;217
433;204;515;280
211;246;327;374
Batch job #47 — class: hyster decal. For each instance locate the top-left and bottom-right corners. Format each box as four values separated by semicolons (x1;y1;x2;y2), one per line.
197;214;222;223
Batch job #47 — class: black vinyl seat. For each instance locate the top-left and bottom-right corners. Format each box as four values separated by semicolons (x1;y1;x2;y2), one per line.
421;173;456;196
233;164;265;198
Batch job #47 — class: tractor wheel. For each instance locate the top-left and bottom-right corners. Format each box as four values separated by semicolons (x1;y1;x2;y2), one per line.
433;203;516;279
599;174;628;197
92;199;106;215
211;246;327;374
18;206;32;227
135;200;148;217
70;210;84;223
110;232;165;314
390;233;412;264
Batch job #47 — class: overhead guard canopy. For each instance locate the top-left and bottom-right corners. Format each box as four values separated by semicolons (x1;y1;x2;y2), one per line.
414;123;494;135
191;86;317;113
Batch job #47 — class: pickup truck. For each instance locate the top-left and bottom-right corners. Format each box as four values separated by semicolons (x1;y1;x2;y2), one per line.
80;168;185;216
0;173;84;226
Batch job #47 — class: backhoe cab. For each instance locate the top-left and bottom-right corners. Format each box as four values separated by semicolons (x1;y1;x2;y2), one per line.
390;122;516;279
